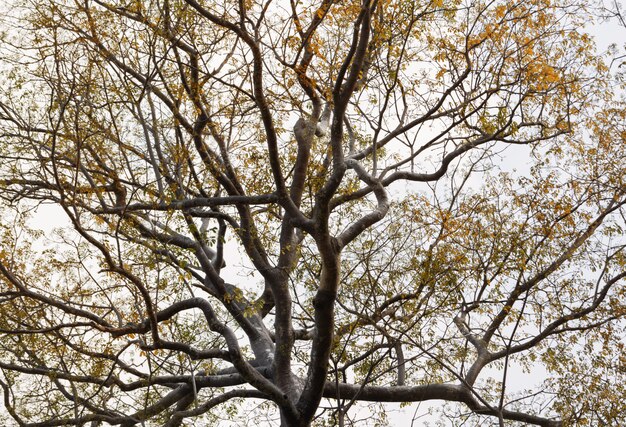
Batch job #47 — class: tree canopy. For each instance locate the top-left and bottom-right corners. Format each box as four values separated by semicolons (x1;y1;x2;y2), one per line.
0;0;624;426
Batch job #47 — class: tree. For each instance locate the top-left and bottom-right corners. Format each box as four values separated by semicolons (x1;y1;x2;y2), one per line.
0;0;624;425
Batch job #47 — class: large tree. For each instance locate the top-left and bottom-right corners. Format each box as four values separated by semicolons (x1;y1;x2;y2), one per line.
0;0;624;425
